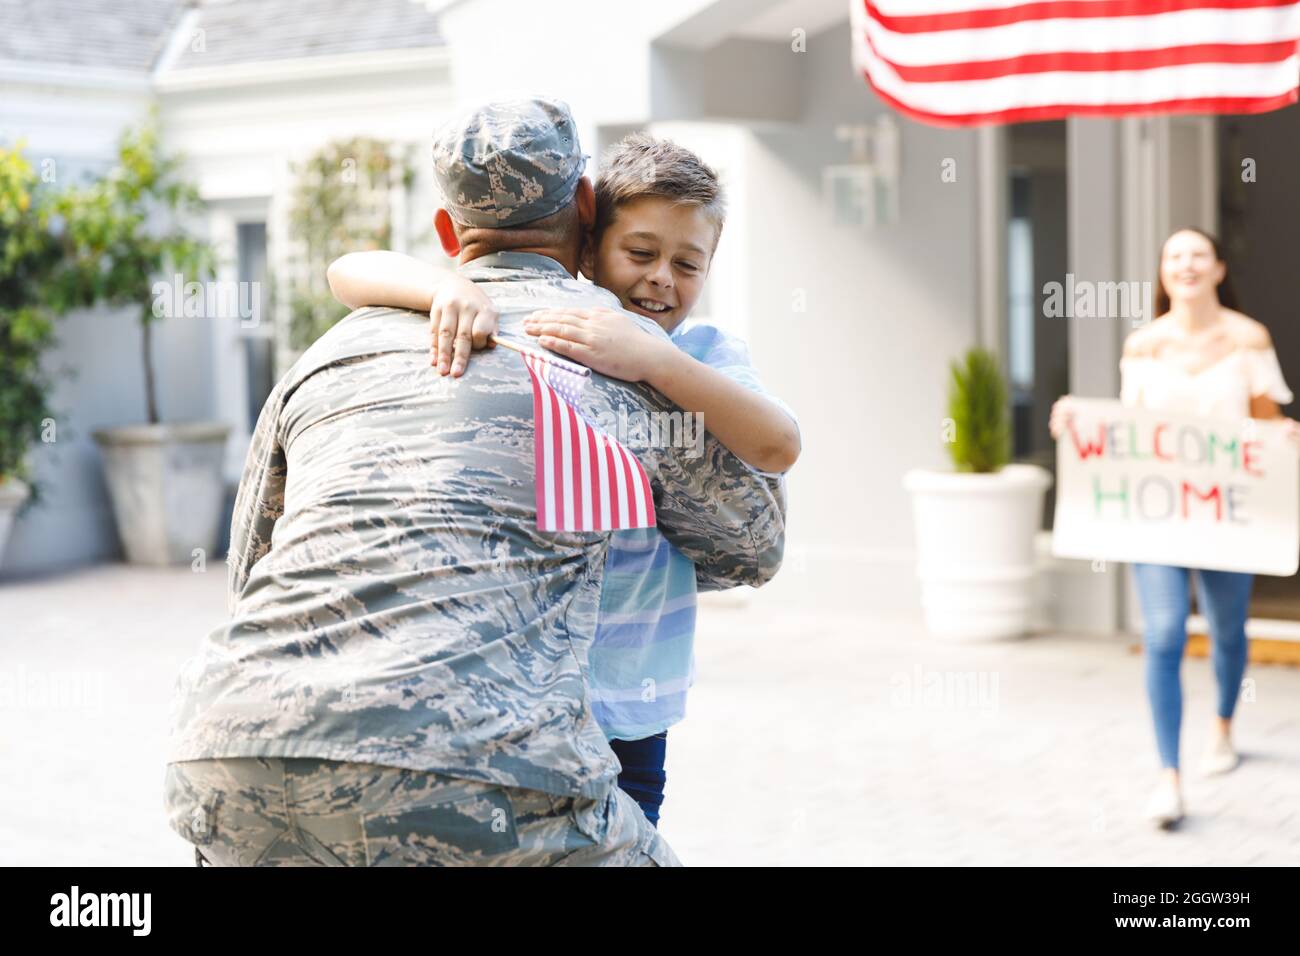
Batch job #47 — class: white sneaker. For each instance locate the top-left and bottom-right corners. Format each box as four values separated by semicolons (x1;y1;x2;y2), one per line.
1199;736;1239;776
1144;780;1184;829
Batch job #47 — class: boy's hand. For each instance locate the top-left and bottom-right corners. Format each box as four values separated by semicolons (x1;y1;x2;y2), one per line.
432;277;498;376
522;307;671;383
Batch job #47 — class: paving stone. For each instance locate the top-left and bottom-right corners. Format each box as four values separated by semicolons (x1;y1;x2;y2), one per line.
2;566;1298;865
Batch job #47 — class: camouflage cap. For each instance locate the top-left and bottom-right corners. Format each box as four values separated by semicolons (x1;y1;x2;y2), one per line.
432;96;587;228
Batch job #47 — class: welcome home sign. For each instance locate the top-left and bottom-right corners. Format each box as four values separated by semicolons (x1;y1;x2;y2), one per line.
1052;398;1299;576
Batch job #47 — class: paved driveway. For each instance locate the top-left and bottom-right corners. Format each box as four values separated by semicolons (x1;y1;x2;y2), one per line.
2;565;1296;865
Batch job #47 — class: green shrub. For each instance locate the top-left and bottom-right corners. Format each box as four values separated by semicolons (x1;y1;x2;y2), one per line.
0;147;62;492
946;347;1010;474
285;138;400;352
1;116;215;498
51;115;214;424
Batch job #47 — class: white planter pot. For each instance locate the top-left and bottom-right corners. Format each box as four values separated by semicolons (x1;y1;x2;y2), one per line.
903;463;1053;641
0;477;31;571
93;423;231;566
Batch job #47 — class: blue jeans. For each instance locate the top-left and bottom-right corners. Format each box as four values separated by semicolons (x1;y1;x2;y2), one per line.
609;732;667;827
1131;563;1253;770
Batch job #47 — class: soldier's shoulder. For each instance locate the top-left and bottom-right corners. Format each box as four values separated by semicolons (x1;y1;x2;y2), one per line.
287;308;425;379
342;305;425;322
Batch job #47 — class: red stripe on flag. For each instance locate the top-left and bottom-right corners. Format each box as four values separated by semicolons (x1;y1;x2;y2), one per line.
520;349;655;532
860;66;1300;125
548;386;566;530
879;40;1300;82
863;0;1299;34
615;441;639;527
604;437;622;530
567;397;585;531
587;425;603;530
526;358;548;531
621;442;655;527
621;441;638;527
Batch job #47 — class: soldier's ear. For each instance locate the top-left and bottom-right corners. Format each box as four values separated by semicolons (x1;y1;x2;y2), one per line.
575;177;596;229
579;229;596;281
434;210;460;258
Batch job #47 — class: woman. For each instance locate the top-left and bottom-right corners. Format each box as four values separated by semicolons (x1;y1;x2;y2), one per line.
1050;227;1299;829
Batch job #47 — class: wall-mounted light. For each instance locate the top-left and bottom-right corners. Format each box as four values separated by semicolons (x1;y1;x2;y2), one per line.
822;114;900;228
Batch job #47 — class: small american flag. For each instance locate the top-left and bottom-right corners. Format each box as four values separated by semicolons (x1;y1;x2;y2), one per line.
852;0;1300;127
520;350;657;533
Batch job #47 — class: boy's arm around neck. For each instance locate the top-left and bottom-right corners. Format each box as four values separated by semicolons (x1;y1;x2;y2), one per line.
646;346;801;475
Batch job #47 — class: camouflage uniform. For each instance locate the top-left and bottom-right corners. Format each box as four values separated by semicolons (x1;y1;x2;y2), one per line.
166;757;674;867
431;95;586;228
164;98;786;866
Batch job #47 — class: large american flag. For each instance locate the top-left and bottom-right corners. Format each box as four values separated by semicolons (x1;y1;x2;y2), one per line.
852;0;1300;126
521;350;656;533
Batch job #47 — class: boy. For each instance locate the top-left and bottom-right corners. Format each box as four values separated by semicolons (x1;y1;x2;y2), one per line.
327;133;799;825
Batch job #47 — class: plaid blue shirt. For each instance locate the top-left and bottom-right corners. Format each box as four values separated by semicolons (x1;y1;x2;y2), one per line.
587;320;797;741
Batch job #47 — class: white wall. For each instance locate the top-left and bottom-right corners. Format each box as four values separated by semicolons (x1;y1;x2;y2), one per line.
661;21;984;618
435;0;711;167
158;56;455;480
0;53;457;577
429;7;987;618
1;4;989;604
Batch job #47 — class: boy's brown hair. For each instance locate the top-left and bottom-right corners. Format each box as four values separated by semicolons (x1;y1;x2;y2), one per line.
593;133;727;253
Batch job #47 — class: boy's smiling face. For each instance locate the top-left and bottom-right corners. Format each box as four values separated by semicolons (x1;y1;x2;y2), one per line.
585;196;717;334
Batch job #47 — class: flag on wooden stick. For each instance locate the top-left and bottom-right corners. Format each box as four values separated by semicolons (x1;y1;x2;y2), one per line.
519;349;656;533
852;0;1300;127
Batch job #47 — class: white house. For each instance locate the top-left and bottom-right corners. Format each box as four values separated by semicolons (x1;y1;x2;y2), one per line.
3;0;1298;643
1;0;452;569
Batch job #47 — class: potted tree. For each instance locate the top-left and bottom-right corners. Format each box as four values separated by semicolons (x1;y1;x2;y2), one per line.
903;348;1052;640
0;146;62;570
56;119;227;566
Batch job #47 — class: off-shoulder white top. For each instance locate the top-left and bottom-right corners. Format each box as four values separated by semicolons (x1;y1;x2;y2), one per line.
1119;346;1295;420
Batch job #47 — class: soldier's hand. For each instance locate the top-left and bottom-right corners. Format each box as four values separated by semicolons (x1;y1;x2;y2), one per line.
432;276;498;377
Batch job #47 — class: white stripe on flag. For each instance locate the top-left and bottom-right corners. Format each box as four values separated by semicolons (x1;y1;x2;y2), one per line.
536;358;556;531
553;366;575;530
863;7;1300;67
578;412;593;531
596;431;612;529
857;45;1300;115
852;0;1300;125
872;0;1060;12
520;349;655;533
611;434;630;529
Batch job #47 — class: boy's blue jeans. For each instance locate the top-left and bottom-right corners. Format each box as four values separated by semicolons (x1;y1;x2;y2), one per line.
609;732;668;827
1131;563;1253;770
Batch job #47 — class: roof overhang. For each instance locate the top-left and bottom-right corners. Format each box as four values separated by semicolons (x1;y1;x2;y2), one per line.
153;46;451;94
654;0;847;50
0;59;153;95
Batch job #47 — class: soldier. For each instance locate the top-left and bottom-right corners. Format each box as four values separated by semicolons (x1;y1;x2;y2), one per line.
163;96;786;866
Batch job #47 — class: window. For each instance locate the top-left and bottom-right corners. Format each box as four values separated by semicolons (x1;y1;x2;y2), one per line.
1006;122;1069;527
236;222;272;433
